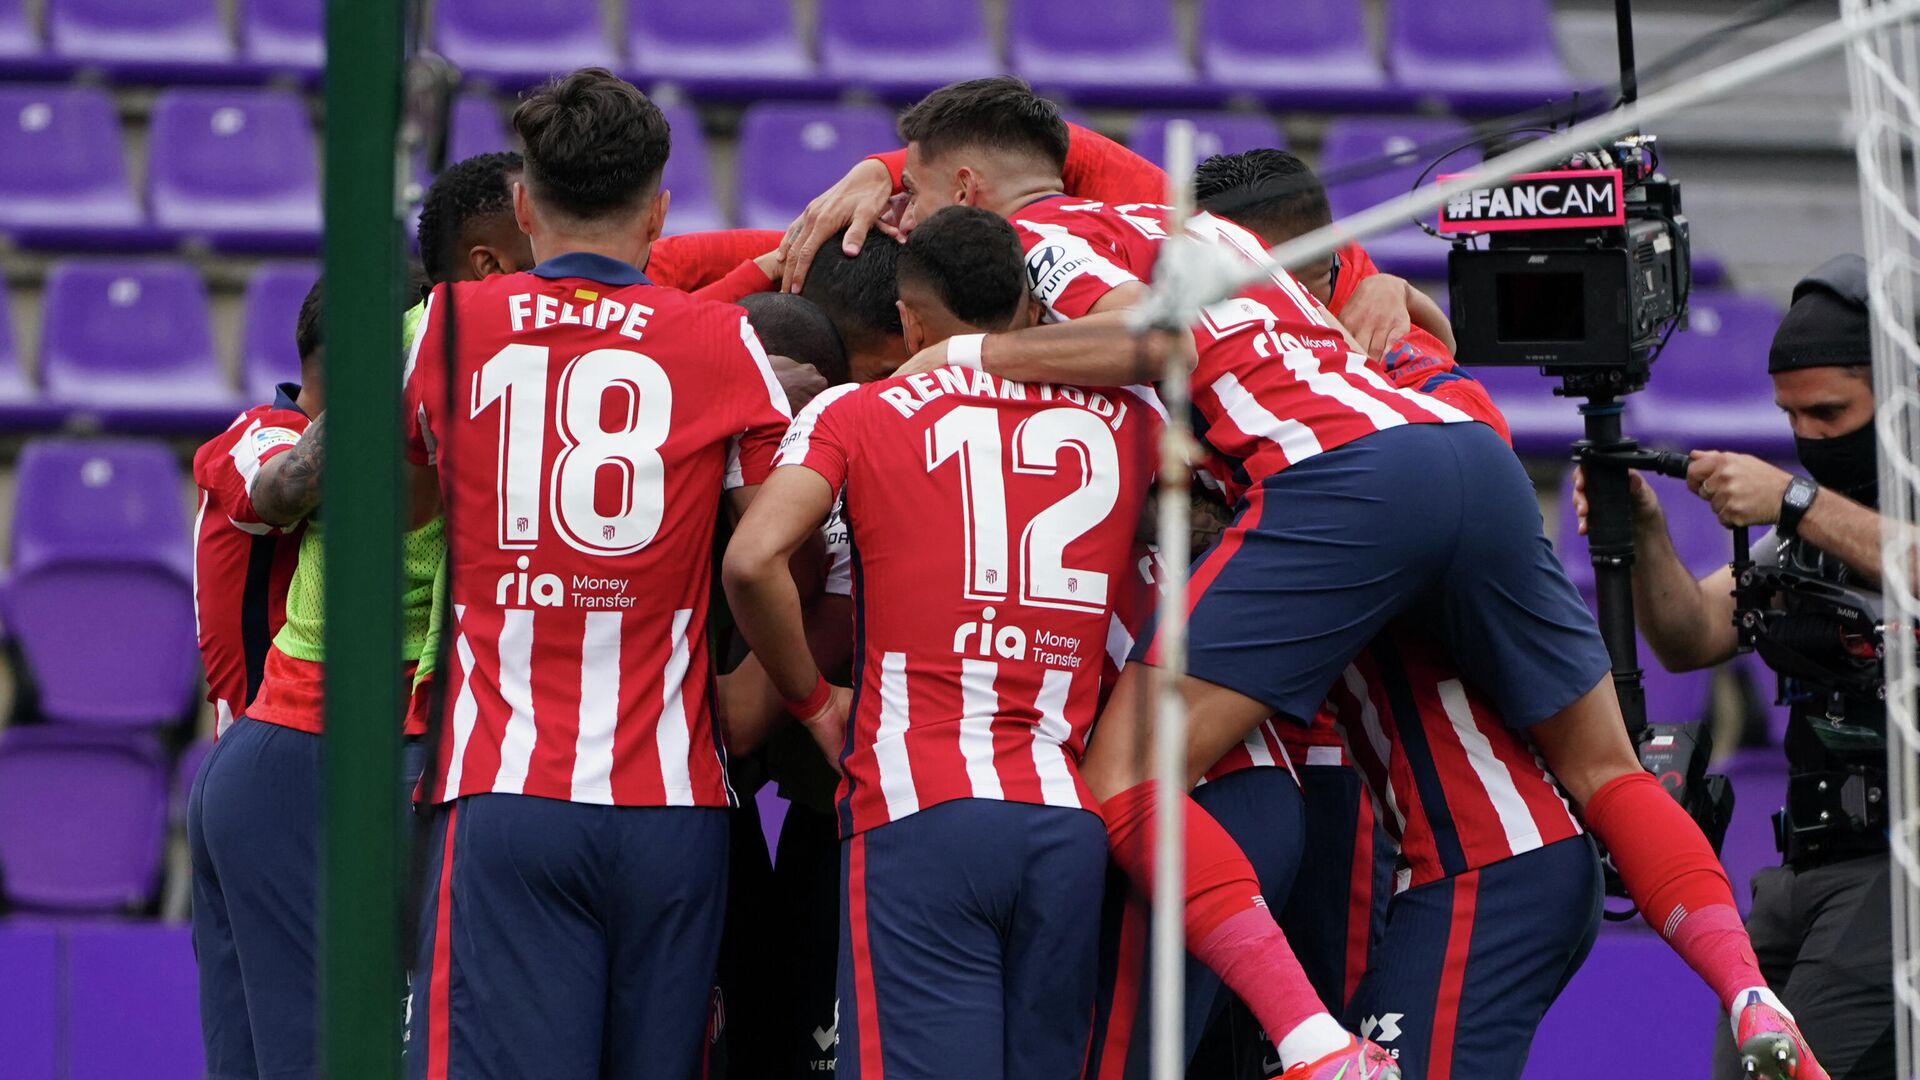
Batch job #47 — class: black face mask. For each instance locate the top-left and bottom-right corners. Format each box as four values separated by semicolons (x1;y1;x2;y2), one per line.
1796;419;1879;508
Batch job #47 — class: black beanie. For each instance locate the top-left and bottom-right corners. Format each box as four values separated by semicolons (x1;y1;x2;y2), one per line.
1768;253;1871;373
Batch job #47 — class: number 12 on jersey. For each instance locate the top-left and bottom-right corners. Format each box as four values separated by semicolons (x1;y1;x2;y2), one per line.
473;342;673;557
925;404;1120;614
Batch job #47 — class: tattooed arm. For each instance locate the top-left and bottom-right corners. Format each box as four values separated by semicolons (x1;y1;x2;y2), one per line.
252;412;327;527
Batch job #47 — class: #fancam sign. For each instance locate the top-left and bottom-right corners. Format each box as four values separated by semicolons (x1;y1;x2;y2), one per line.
1436;168;1626;233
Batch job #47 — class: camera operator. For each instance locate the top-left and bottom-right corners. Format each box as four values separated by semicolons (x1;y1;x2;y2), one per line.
1579;254;1892;1079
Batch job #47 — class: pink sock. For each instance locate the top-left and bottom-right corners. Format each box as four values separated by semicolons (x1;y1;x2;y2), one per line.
1195;908;1347;1066
1669;904;1769;1011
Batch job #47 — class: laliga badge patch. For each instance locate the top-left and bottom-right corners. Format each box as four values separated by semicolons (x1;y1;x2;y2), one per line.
1437;169;1626;234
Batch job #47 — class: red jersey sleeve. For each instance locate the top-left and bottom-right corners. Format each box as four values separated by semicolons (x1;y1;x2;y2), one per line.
649;230;783;291
192;408;311;529
691;257;774;304
772;382;863;494
727;313;798;490
870;122;1167;204
1329;241;1378;313
1014;214;1144;322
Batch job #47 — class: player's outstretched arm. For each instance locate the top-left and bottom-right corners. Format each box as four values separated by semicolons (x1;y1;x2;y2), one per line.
723;466;850;761
897;283;1192;386
252;412;326;527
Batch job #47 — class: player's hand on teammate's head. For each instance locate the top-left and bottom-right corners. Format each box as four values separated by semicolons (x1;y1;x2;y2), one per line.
797;684;853;773
1571;465;1661;536
770;354;830;413
781;158;902;294
753;246;787;290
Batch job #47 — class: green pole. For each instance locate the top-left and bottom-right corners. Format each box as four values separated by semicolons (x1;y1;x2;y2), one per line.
321;1;407;1077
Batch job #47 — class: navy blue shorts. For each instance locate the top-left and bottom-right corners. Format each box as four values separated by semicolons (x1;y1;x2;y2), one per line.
1139;422;1610;728
1280;760;1393;1016
1343;836;1601;1079
406;794;729;1080
188;718;423;1080
1086;766;1305;1080
838;799;1107;1080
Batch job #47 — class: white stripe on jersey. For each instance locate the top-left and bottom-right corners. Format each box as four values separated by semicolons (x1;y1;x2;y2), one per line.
1031;668;1081;808
1279;349;1408;432
776;383;862;469
1190;212;1336;331
491;608;538;795
1105;612;1134;672
959;659;1005;799
570;611;623;804
1211;371;1324;466
443;609;479;799
191;492;208;639
1437;678;1543;855
875;651;920;820
656;608;696;805
740;316;795;420
1342;354;1475;424
228;419;266;489
1343;665;1407;836
1240;728;1277;768
1305;745;1344;767
215;699;235;737
724;437;746;491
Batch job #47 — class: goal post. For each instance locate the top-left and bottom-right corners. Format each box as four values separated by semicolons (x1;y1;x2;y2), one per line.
1845;2;1920;1072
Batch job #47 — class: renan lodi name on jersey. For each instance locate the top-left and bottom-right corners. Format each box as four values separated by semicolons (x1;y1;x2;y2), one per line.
879;367;1133;433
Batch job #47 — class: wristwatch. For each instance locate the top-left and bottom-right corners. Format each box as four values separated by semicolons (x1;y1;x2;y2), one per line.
1779;476;1820;537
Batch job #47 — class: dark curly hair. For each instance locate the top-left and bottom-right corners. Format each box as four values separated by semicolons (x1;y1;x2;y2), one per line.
1193;149;1331;243
898;76;1068;172
416;150;521;286
800;227;904;354
512;67;670;221
294;276;322;361
898;206;1026;330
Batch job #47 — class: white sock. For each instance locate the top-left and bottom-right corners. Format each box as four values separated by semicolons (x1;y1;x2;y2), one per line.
1276;1012;1350;1070
1728;985;1791;1040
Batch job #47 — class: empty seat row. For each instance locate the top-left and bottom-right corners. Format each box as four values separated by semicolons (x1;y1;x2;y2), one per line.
0;258;314;433
0;0;1578;113
0;921;204;1077
452;0;1577;111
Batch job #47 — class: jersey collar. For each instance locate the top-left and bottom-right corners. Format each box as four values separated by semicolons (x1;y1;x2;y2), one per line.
528;251;652;287
274;381;307;415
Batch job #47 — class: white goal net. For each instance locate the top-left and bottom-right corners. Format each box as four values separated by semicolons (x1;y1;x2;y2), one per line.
1846;2;1920;1071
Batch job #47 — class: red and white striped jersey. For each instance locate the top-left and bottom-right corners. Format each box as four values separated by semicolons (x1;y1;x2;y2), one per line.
1010;199;1473;489
191;391;309;735
778;371;1163;836
404;252;793;807
1100;542;1296;783
1321;627;1582;890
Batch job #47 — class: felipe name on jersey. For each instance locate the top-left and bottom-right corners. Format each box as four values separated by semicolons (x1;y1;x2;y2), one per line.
494;555;639;610
507;289;654;342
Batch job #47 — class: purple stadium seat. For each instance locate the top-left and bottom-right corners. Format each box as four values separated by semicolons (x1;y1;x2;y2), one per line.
818;0;995;97
659;103;724;235
1468;364;1583;458
1716;748;1789;916
735;102;899;232
240;0;321;74
435;0;614;87
0;85;148;250
755;780;788;857
1198;0;1402;111
0;727;168;910
450;94;509;163
0;440;200;725
241;262;317;404
1386;0;1574;114
1132;112;1284;171
40;259;237;430
1524;923;1717;1078
0;923;57;1076
48;0;235;79
149;88;321;252
64;923;204;1079
1008;0;1207;106
1628;293;1791;459
1321;117;1474;278
628;0;816;98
